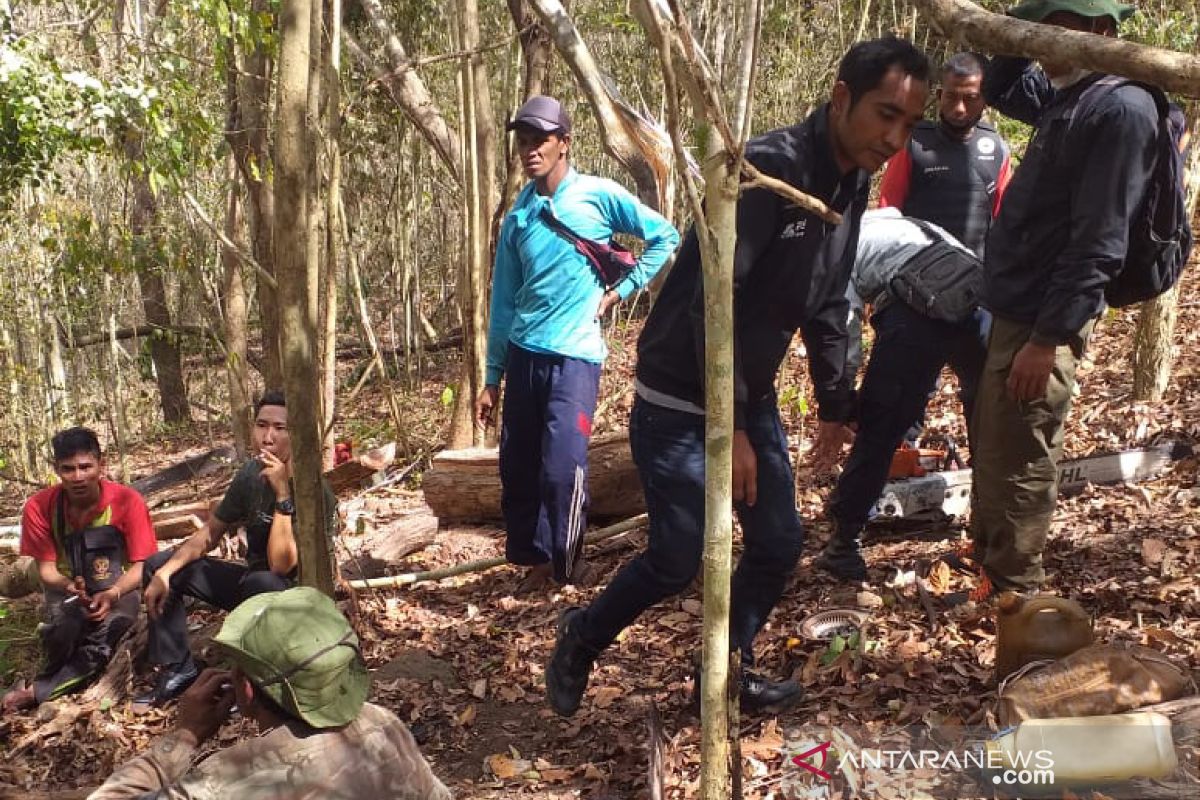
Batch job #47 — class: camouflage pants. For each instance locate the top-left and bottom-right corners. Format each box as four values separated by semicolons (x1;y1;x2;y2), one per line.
970;315;1093;592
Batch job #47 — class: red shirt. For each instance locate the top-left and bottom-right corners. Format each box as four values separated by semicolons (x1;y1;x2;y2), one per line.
20;480;157;570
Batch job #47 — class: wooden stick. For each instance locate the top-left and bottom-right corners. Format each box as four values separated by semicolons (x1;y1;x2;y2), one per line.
740;163;842;225
347;513;648;590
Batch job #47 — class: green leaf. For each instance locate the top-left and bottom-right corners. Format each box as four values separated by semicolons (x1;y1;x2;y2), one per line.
439;386;455;407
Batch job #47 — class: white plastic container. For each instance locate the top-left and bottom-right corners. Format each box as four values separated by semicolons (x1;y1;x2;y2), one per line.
988;711;1177;785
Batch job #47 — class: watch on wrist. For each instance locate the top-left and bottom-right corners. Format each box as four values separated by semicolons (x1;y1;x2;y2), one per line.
274;497;296;516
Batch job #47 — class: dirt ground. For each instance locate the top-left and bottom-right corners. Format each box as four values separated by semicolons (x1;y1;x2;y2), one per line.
2;266;1199;798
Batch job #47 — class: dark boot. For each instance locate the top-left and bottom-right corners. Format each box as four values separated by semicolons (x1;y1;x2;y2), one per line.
135;657;199;706
692;666;803;713
813;532;868;582
545;607;598;717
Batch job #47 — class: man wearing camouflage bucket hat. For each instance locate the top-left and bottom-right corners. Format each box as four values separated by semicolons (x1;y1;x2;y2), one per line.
953;0;1159;603
91;587;451;799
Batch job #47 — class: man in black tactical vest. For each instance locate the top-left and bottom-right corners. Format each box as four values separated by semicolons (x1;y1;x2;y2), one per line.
879;52;1013;258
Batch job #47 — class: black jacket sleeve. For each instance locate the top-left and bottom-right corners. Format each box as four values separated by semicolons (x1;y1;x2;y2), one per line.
983;56;1053;126
1031;88;1159;345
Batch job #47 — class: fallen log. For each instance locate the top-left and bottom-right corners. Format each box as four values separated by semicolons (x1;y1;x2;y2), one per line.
422;431;643;524
326;442;397;494
130;446;238;496
338;505;439;581
347;513;648;590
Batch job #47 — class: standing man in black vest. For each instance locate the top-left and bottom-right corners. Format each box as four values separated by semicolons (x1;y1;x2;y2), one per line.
878;52;1012;257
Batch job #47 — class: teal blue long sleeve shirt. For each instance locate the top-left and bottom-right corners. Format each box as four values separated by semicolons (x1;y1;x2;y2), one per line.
484;168;680;386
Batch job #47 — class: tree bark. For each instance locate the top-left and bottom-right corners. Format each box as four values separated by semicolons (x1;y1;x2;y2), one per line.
525;0;673;210
909;0;1200;96
226;0;283;389
276;0;335;596
422;431;644;523
221;160;254;456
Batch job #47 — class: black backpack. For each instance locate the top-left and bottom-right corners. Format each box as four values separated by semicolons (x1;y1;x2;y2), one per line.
1073;78;1193;308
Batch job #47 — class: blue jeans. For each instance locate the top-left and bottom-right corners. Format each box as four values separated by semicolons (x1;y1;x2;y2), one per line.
500;343;601;581
576;396;805;664
829;302;989;539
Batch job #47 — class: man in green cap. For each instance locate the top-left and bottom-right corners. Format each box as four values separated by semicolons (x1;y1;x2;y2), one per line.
960;0;1158;601
91;587;451;799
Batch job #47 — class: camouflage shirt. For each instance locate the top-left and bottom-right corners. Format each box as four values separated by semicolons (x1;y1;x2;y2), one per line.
88;703;452;800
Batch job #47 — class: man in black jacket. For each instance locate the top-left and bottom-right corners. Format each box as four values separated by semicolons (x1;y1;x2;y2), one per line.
545;36;930;717
965;0;1158;601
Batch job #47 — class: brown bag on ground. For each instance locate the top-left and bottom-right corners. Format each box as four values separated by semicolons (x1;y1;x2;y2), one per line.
998;644;1191;726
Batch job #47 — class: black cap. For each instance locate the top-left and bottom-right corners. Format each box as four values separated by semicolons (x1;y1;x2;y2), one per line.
506;95;572;134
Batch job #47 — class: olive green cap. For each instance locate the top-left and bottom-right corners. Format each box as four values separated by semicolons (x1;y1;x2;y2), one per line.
1008;0;1136;25
213;586;369;729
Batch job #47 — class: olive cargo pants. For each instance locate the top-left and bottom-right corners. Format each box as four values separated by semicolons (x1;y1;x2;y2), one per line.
970;316;1093;592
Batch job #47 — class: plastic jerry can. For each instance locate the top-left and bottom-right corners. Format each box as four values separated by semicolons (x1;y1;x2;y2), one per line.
994;593;1093;681
987;712;1177;785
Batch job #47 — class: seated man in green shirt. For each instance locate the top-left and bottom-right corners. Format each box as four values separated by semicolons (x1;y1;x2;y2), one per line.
137;391;335;706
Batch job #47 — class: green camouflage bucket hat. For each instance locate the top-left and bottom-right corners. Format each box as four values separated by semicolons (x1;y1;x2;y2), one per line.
1008;0;1136;25
213;586;369;729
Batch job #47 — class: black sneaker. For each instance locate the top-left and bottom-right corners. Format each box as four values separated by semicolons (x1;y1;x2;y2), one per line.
692;667;803;713
135;659;200;706
545;607;598;718
813;543;868;582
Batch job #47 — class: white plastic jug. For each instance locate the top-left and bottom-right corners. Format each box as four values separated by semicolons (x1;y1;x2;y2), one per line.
988;711;1177;785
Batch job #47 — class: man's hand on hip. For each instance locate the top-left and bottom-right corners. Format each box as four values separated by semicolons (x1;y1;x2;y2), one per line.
595;289;621;320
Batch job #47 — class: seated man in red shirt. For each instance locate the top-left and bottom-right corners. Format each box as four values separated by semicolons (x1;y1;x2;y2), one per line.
2;427;156;712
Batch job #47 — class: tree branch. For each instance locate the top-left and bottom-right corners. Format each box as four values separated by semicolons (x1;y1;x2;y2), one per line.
181;191;278;290
909;0;1200;97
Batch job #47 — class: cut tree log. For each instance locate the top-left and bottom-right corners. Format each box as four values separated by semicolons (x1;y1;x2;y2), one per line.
150;500;215;540
338;504;439;580
325;442;397;494
422;431;642;523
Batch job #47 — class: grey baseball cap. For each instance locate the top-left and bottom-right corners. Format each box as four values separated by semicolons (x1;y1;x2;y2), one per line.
506;95;572;134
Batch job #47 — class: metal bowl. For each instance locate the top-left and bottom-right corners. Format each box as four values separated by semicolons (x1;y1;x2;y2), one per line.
798;608;871;641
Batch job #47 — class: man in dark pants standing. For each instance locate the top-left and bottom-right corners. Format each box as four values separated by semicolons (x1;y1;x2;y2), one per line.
816;210;989;581
475;96;679;592
967;0;1158;600
879;52;1012;258
545;37;931;717
137;391;335;705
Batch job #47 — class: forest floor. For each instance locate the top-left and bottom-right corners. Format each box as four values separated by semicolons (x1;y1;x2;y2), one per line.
2;267;1200;799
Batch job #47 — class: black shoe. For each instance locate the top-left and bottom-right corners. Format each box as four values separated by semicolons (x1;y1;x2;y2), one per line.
692;667;803;713
545;607;598;717
813;542;868;582
136;660;200;706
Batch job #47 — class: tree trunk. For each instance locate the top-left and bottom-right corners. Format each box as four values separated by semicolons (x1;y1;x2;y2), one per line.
909;0;1200;96
226;0;283;389
127;165;190;424
275;0;335;596
318;0;339;470
221;160;254;456
497;0;554;230
422;431;644;523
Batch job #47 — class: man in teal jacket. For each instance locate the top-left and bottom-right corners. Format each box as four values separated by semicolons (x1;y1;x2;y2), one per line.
475;95;679;592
